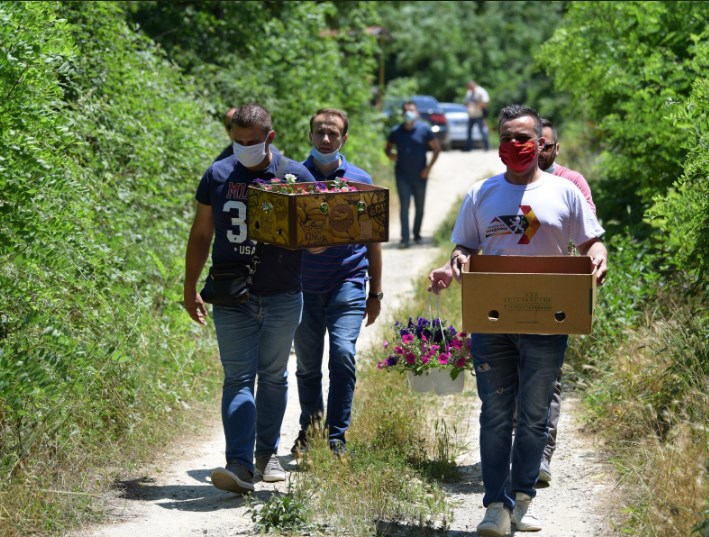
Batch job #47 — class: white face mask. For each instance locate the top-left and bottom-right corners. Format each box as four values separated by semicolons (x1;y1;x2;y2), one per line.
233;136;268;167
404;110;418;123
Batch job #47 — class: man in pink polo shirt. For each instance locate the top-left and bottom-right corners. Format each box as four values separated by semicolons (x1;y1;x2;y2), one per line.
534;117;597;484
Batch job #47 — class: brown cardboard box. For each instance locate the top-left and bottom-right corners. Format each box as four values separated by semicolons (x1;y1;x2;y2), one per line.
247;180;389;249
461;255;597;334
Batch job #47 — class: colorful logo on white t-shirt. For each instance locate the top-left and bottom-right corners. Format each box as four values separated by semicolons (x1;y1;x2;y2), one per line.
485;205;540;244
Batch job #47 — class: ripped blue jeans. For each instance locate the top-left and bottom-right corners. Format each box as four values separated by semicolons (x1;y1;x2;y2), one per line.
471;333;567;511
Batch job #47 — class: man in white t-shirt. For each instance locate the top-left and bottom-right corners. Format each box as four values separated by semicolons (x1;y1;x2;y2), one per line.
463;80;490;151
429;104;607;536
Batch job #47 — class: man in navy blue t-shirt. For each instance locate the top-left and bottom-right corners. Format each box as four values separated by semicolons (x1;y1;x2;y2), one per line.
385;101;441;248
291;108;383;457
184;103;315;495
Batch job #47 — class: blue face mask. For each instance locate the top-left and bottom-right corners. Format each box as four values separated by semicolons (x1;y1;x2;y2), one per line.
404;110;418;123
310;145;341;165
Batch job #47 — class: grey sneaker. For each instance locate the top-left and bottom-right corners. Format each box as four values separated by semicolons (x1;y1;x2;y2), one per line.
210;462;254;494
255;454;287;482
477;502;511;536
538;458;552;483
511;492;542;531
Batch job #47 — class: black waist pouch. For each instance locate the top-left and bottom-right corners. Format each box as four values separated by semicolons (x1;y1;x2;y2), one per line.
199;264;251;305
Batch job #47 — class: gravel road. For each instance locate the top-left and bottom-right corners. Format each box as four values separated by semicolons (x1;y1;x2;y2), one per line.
72;149;616;537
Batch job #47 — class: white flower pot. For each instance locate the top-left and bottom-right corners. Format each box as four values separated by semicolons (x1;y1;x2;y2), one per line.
407;371;434;392
407;369;465;395
431;369;465;395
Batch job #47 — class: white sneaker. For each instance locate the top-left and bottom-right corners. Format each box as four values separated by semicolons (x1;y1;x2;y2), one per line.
255;453;287;482
511;492;542;531
477;502;511;536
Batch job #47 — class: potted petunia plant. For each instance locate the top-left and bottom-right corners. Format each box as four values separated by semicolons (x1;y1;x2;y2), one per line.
376;316;473;395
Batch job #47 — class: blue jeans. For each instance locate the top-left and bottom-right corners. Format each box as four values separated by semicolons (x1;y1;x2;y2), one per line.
396;174;427;243
466;116;490;151
293;281;366;445
472;333;567;510
212;292;302;472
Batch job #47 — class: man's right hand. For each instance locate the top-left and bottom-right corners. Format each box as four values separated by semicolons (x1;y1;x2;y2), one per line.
184;289;208;325
428;264;454;294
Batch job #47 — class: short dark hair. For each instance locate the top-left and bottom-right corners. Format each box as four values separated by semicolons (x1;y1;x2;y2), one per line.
231;103;272;134
498;104;542;137
223;107;238;130
402;100;417;111
310;108;349;135
541;118;558;143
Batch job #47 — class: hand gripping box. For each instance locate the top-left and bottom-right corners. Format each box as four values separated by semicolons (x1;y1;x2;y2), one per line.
461;255;597;335
247;181;389;249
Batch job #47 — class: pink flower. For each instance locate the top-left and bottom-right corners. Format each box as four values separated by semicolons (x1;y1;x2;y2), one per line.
438;353;450;365
405;352;416;365
402;333;414;344
421;355;430;365
383;340;389;349
394;346;404;355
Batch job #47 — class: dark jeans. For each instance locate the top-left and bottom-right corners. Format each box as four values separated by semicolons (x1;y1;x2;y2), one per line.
293;282;366;445
396;173;427;243
466;116;490;151
472;333;566;510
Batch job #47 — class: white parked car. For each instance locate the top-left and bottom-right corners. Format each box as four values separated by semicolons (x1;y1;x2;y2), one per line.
440;102;483;150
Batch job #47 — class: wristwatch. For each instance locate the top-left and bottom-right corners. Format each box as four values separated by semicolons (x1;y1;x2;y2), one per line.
368;291;384;301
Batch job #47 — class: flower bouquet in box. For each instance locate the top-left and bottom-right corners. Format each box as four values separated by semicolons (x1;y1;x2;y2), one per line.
252;175;359;195
247;175;389;249
377;316;473;395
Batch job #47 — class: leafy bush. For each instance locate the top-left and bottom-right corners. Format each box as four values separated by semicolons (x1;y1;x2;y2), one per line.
0;3;222;534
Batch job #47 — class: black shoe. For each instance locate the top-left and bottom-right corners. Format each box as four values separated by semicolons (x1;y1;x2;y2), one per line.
330;440;348;458
291;429;310;455
398;240;410;249
413;236;422;245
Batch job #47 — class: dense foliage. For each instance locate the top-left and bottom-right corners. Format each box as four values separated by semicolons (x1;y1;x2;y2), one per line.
0;2;222;532
540;1;709;261
124;0;383;167
376;1;568;118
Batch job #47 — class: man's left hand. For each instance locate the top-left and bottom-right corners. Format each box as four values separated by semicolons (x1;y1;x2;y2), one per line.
363;297;381;326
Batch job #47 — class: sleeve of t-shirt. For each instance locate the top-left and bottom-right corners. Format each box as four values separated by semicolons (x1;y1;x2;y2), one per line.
450;189;482;250
567;187;604;247
572;174;596;214
195;168;212;205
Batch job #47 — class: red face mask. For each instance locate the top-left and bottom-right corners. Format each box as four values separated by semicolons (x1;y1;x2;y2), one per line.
498;140;537;172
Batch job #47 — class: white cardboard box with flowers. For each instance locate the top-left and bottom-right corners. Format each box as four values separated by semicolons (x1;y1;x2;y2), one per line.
377;315;473;395
247;175;389;249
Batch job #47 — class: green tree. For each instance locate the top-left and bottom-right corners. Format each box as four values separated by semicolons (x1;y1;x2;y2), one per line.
125;1;382;166
539;1;709;238
378;1;567;115
1;2;222;532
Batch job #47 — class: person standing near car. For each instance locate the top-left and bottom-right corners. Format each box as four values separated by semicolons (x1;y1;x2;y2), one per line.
291;108;383;457
385;101;441;249
464;80;490;151
183;103;315;495
428;104;607;535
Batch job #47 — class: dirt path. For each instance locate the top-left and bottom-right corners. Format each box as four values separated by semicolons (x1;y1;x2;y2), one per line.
72;150;616;536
